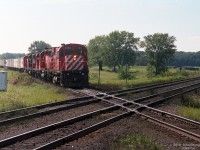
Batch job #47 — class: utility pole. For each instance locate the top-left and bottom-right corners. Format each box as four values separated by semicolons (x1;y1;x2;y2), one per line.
98;61;101;87
125;64;128;84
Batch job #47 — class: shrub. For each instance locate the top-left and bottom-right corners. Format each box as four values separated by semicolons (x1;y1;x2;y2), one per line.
176;70;190;77
118;67;134;80
181;93;200;108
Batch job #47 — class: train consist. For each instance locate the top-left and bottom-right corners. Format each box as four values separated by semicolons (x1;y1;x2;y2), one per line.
0;43;89;87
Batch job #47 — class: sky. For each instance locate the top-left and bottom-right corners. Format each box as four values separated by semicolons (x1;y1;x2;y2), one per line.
0;0;200;54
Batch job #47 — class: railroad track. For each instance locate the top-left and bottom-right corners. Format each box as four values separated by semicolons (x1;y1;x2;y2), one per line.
34;87;200;150
1;76;200;125
0;76;193;120
0;77;200;149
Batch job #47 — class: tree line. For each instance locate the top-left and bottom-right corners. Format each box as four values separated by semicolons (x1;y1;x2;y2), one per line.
0;41;51;59
135;51;200;67
0;53;25;59
2;50;199;68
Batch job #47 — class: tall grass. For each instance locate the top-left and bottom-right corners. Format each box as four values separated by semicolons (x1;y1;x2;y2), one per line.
0;71;67;112
89;66;200;91
181;93;200;108
179;92;200;121
179;106;200;122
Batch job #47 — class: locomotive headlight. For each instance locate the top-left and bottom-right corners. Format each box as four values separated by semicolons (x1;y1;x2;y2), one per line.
73;55;77;60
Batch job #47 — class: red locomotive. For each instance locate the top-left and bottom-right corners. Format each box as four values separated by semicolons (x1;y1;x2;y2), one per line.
1;43;89;87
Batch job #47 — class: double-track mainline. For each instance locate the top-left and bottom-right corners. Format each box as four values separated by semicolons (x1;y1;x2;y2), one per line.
0;77;200;149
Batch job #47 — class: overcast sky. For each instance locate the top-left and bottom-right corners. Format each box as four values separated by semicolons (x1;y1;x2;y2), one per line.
0;0;200;54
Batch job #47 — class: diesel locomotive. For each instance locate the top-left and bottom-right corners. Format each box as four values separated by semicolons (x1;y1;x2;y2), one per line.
0;43;89;87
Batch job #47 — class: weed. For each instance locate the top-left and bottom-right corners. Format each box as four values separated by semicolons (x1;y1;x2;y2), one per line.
179;106;200;122
179;93;200;121
181;94;200;108
111;134;162;150
125;93;134;99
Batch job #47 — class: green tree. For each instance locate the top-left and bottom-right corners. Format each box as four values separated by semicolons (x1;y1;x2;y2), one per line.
169;51;200;66
88;35;106;70
104;31;139;70
28;41;51;53
141;33;176;75
88;31;139;71
135;51;148;66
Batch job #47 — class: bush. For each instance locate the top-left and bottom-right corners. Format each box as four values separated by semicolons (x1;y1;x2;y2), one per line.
181;93;200;108
176;70;190;77
118;67;134;80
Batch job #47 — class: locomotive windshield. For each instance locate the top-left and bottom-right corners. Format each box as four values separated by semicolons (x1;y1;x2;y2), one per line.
65;46;86;55
59;46;87;57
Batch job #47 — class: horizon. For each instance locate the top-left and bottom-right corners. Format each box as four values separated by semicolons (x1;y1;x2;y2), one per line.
1;49;200;55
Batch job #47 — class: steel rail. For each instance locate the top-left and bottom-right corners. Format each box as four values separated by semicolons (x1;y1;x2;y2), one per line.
79;82;200;108
132;81;200;103
34;112;132;150
108;76;200;95
0;99;101;126
0;78;200;149
0;105;120;148
35;86;200;150
0;96;93;117
0;76;199;119
137;112;200;142
73;83;200;127
145;107;200;126
1;85;200;149
1;80;198;126
113;78;200;97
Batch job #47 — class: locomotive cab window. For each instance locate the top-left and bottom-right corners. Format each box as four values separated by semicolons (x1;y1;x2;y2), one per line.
65;46;86;55
46;51;51;56
60;50;64;57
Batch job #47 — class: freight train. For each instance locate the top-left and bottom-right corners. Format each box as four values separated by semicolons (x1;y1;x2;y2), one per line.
0;43;89;87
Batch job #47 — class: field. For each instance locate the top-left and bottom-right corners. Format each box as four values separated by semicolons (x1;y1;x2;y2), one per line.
0;70;67;112
89;66;200;91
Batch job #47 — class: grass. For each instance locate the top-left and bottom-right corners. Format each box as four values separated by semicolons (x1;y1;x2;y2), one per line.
0;70;67;112
89;66;200;91
178;92;200;121
90;66;200;122
179;106;200;122
181;92;200;108
111;134;162;150
1;66;200;114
